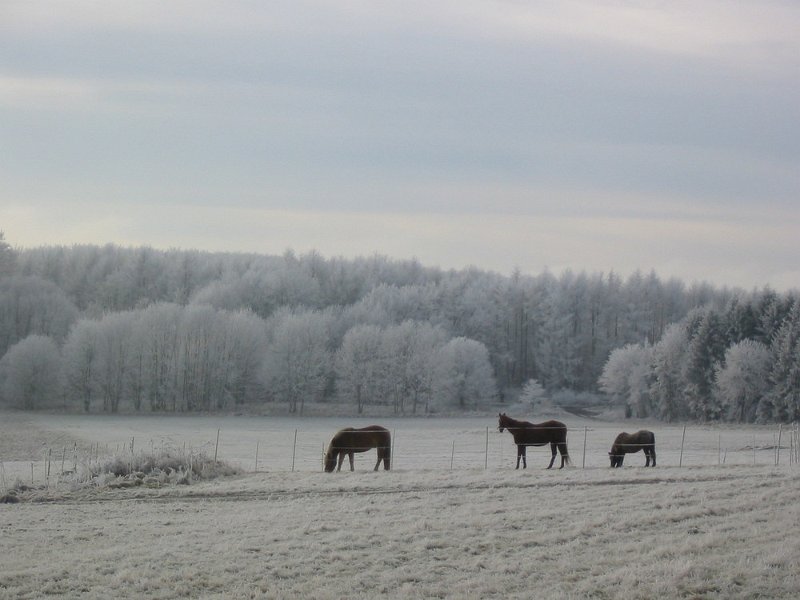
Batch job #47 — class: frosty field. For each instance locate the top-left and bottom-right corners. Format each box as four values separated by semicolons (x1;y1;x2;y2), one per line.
1;412;799;599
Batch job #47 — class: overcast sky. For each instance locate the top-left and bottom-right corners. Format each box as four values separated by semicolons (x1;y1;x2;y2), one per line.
1;1;798;291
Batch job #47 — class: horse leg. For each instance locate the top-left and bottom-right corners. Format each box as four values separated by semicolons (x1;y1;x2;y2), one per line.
515;445;522;469
558;442;569;468
651;448;656;467
348;452;355;471
374;454;380;471
336;452;345;472
546;442;556;469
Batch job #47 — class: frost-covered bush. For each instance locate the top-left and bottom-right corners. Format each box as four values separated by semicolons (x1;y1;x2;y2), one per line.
81;448;239;488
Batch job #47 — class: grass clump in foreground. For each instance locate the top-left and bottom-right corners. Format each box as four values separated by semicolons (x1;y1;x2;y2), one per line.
87;448;240;489
1;448;239;501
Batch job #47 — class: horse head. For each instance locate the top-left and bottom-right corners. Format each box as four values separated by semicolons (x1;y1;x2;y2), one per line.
608;450;623;468
324;449;337;472
498;412;507;432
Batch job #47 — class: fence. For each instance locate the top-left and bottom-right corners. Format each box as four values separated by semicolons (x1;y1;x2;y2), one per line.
2;422;799;491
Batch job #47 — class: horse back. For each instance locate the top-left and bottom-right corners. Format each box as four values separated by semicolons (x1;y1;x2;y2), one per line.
612;430;655;453
516;419;567;445
332;425;390;452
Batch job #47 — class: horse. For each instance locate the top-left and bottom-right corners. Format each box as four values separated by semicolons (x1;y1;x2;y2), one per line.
498;413;570;469
609;430;656;467
324;425;391;472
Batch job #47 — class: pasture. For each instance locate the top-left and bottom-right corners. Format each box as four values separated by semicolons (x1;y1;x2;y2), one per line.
1;411;799;599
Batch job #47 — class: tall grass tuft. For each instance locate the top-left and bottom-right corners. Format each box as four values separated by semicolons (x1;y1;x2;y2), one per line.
82;446;239;488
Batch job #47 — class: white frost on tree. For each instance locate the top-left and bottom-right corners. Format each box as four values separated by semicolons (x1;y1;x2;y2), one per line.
714;339;771;422
262;308;332;414
335;324;384;414
0;335;62;409
431;337;496;411
519;378;547;410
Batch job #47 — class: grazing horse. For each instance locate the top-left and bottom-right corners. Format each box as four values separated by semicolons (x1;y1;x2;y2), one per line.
498;413;570;469
324;425;391;472
609;430;656;467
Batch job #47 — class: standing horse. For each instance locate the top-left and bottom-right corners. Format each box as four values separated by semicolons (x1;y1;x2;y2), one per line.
498;413;570;469
609;430;656;467
324;425;391;472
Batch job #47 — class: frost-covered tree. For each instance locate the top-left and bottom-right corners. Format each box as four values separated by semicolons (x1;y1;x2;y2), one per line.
263;308;332;414
0;231;16;277
221;310;268;406
336;325;384;413
519;378;547;410
0;275;79;357
683;311;727;421
764;301;800;422
650;323;689;421
598;343;653;417
715;340;771;422
192;257;322;318
133;303;181;412
380;320;447;414
431;337;496;411
0;335;62;409
95;311;138;413
61;319;102;412
722;294;761;344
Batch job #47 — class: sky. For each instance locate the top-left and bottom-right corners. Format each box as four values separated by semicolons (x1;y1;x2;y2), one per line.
1;1;798;291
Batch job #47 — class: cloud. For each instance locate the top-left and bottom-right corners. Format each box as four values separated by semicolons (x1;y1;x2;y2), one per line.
1;1;797;291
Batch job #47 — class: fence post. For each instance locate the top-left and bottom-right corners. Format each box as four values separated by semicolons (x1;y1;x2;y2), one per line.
291;429;297;472
450;440;455;470
776;424;783;466
484;427;489;470
582;426;587;469
392;429;396;470
679;426;686;467
213;429;220;464
753;434;757;465
718;433;721;466
254;441;259;473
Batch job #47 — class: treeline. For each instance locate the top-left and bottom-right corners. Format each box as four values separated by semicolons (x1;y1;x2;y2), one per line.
599;293;800;423
0;237;795;418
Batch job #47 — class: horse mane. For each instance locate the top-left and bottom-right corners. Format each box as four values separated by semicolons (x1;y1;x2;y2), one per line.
499;413;531;428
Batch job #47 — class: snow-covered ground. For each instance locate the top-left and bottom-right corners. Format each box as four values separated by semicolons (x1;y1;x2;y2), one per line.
1;412;799;599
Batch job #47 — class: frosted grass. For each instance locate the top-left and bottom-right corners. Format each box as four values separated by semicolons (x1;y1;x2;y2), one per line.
1;412;798;598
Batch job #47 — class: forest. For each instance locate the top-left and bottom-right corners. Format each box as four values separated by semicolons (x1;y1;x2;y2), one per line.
0;232;797;421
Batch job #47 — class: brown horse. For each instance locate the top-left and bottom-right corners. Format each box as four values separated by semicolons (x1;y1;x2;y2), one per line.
609;430;656;467
324;425;391;472
498;413;570;469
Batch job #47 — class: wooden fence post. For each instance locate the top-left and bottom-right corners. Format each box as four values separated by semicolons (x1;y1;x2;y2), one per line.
291;429;298;472
582;426;588;469
679;426;686;467
484;427;489;470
